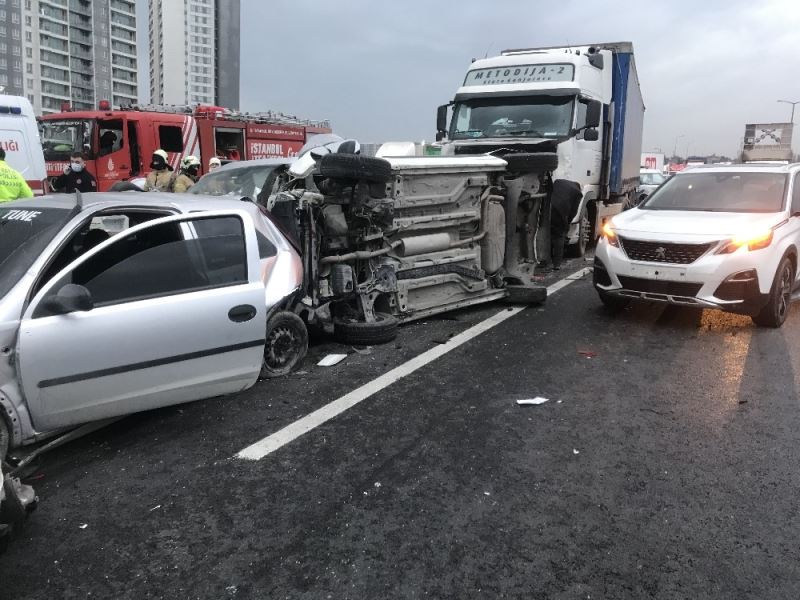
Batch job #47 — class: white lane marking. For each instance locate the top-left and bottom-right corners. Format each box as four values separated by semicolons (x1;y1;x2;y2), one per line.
236;267;592;461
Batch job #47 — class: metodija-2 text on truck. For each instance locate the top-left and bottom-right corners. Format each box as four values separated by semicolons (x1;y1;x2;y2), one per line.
37;102;331;192
435;42;645;257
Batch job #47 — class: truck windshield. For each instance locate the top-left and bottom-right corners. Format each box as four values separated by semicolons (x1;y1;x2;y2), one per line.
39;119;95;161
0;205;75;301
450;96;573;139
641;172;788;213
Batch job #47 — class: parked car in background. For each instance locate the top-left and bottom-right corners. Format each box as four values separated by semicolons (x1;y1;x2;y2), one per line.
595;163;800;327
637;168;667;202
0;193;305;460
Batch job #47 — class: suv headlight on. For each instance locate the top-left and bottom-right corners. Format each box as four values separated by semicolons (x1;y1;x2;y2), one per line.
601;221;619;248
717;227;774;254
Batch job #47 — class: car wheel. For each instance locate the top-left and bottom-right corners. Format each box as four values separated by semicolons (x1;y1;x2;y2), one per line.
752;257;794;328
260;311;309;379
319;154;393;183
504;284;547;305
502;152;559;174
597;289;631;311
333;312;398;345
566;204;591;258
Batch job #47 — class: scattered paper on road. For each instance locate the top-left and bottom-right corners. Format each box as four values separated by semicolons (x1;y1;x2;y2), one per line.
317;354;347;367
79;523;88;529
516;397;549;406
573;449;580;455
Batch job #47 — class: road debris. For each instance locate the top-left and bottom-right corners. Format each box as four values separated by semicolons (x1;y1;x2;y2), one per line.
317;354;347;367
351;346;373;355
573;449;580;455
516;397;549;406
149;504;162;512
578;350;597;358
79;523;88;529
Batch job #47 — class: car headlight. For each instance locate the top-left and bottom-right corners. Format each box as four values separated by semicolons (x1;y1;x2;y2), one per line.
601;221;619;248
717;227;773;254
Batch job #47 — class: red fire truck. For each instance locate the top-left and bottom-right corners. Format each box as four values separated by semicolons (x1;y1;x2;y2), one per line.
38;102;332;191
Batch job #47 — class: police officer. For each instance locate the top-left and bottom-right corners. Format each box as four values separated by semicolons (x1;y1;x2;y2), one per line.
173;155;201;193
53;151;97;193
0;148;33;202
143;149;174;192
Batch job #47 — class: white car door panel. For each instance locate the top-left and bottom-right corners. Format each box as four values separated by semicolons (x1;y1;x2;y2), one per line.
18;210;267;432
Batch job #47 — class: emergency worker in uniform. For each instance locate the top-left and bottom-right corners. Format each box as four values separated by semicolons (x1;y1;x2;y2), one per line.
208;157;222;172
143;149;174;192
173;156;201;193
0;148;34;202
53;151;97;193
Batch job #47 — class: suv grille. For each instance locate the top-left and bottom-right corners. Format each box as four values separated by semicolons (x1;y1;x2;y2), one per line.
617;276;703;297
619;237;713;265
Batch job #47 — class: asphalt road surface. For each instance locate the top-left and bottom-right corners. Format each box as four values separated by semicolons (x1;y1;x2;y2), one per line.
3;256;800;599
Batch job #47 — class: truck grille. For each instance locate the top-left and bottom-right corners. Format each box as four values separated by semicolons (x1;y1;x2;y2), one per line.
618;237;713;265
617;276;703;297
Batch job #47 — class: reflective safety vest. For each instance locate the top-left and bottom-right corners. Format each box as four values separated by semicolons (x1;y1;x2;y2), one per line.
0;160;34;202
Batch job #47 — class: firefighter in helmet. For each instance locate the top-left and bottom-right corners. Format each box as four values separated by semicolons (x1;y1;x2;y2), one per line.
143;149;174;192
173;155;201;193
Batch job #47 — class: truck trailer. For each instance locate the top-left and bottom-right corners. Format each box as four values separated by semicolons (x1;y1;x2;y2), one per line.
436;42;645;257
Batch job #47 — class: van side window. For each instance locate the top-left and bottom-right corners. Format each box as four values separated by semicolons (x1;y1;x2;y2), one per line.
159;125;184;153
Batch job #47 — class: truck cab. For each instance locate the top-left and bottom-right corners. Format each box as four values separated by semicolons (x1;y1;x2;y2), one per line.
437;42;644;255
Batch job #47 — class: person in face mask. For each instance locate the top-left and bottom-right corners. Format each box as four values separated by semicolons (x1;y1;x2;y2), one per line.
53;151;97;193
173;155;201;193
208;156;222;172
143;149;175;192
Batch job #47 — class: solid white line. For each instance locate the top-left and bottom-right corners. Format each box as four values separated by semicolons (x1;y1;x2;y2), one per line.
236;266;592;461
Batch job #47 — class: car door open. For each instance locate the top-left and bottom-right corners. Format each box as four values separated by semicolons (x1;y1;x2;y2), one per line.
17;210;268;432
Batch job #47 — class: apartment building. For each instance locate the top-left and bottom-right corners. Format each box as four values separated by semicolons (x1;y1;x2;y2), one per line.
22;0;138;114
0;0;24;97
149;0;240;108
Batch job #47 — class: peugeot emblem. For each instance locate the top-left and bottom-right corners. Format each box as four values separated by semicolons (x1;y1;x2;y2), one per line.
654;246;667;260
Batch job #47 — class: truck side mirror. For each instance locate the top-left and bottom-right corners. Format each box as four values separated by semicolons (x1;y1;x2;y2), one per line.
583;128;599;142
585;100;602;129
436;104;449;136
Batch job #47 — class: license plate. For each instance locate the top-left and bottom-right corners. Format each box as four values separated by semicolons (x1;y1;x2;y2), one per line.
629;264;688;281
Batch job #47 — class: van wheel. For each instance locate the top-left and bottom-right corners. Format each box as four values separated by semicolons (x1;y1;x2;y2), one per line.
333;312;398;345
319;154;393;183
752;257;794;328
260;311;308;379
566;204;591;258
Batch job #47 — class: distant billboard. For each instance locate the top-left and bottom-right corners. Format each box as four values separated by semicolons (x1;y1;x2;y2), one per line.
742;122;793;162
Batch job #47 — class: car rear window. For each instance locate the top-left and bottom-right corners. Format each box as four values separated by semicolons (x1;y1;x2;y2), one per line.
642;172;788;213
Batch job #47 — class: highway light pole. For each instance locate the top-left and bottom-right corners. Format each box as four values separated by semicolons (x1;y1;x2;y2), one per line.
673;134;685;159
777;99;800;123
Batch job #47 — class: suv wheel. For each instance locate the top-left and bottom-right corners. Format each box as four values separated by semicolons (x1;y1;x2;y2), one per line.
752;257;794;328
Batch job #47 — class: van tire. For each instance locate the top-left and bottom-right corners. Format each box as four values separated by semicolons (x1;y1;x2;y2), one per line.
333;312;398;345
319;154;393;183
503;152;559;174
260;311;309;379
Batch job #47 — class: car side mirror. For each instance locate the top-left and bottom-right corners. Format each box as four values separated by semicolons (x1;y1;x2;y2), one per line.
436;104;449;136
42;284;94;315
585;100;602;128
583;128;600;142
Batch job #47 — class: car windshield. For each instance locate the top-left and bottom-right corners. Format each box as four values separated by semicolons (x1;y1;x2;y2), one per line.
39;119;95;161
0;205;75;301
641;171;788;213
449;96;574;139
640;172;666;186
190;165;283;199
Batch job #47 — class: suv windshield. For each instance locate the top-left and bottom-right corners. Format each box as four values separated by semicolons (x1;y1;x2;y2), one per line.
641;172;788;213
0;205;75;301
450;96;574;139
191;165;283;199
39;119;95;161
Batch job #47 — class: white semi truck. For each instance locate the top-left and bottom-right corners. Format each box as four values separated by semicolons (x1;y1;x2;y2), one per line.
436;42;645;256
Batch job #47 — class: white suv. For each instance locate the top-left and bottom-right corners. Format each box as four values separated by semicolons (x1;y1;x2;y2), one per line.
594;163;800;327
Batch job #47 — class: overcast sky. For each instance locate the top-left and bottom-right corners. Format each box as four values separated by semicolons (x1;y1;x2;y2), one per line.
138;0;800;157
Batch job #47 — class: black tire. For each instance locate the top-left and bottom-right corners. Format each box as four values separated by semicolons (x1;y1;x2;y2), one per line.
319;154;393;183
109;180;143;192
260;311;309;379
504;285;547;305
333;312;398;345
566;204;591;258
0;416;8;463
502;152;559;174
597;289;631;311
752;257;794;328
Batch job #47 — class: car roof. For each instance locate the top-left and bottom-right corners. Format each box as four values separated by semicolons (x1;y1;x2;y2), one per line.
213;158;293;173
2;192;266;216
674;162;800;175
